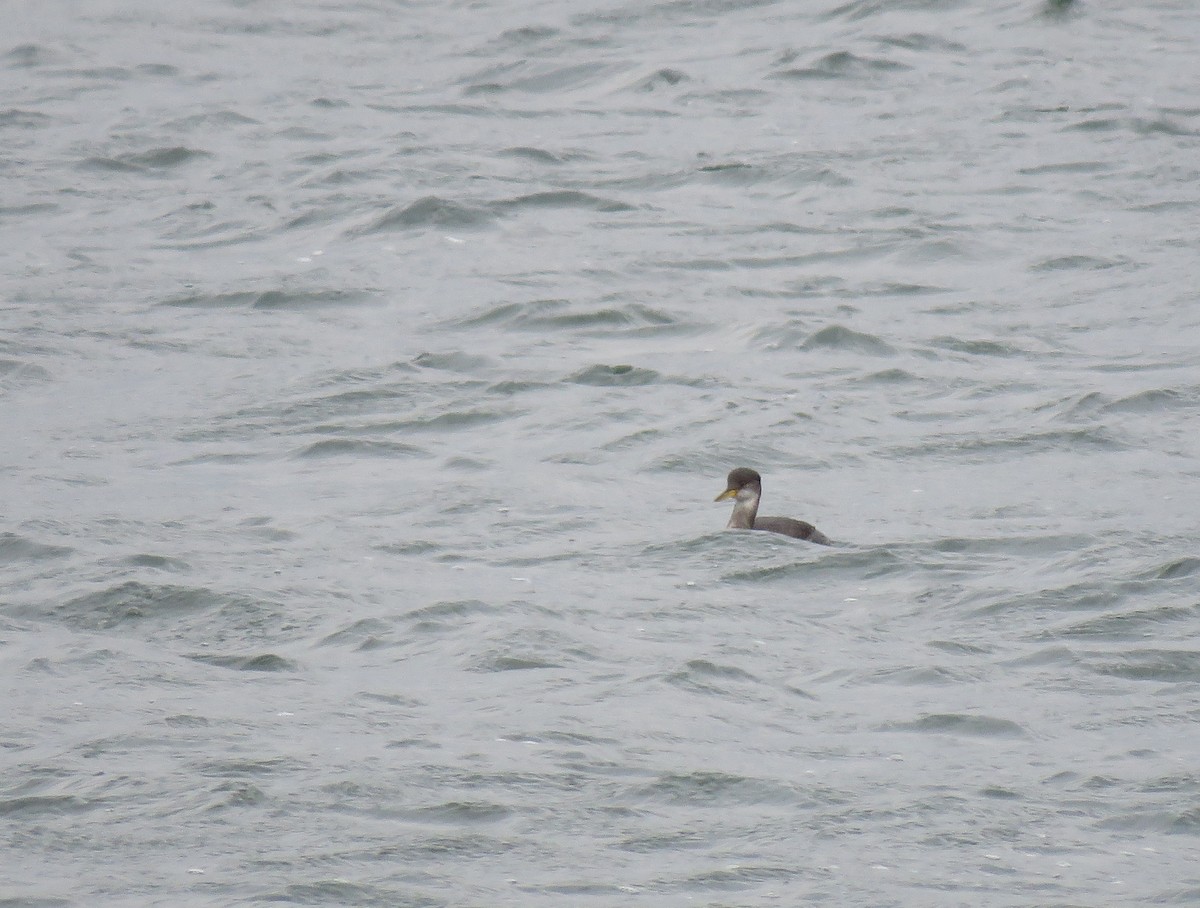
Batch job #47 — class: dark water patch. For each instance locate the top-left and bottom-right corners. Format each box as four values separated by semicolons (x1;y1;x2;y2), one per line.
498;145;575;164
1041;386;1195;421
405;599;495;623
1030;254;1129;272
78;155;144;174
1043;604;1200;641
43;582;221;631
928;335;1024;357
682;87;771;109
187;652;297;672
823;0;971;23
0;108;52;129
487;379;552;396
773;50;910;81
750;319;816;350
931;535;1094;557
636;771;804;808
660;256;734;272
256;881;401;905
617;828;713;853
388;409;508;432
0;532;72;564
293;169;377;196
601;427;661;452
412;350;495;372
134;63;179;78
294;438;427;459
1088;650;1200;683
667;659;761;689
699;160;851;190
971;578;1120;620
538;882;633;897
250;289;377;310
350;196;496;234
444;455;491;470
1044;390;1111;421
928;639;993;656
860;664;976;686
678;862;801;890
854;367;921;385
471;653;561;672
507;729;621;748
1018;160;1112;177
360;692;423;711
895;425;1124;460
1139;557;1200;581
165;109;259;130
140;275;359;310
884;713;1026;738
630;67;689;92
0;794;90;817
861;281;949;297
491;189;635;213
876;32;967;53
1133;116;1198;138
721;545;897;582
697;160;758;180
467;61;626;94
80;146;210;173
409;800;512;824
400;101;512;118
981;787;1022;803
5;43;59;67
1141;773;1200;794
1096;806;1200;835
1063;116;1123;133
454;297;684;334
800;324;895;355
207;781;269;809
1128;199;1198;214
566;363;662;386
1002;646;1081;671
122;553;190;571
1102;388;1194;415
489;25;561;48
1041;0;1080;18
165;714;209;728
359;833;515;864
374;540;444;557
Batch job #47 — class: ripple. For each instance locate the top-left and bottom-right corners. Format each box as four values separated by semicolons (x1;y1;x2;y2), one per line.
800;324;896;355
636;771;806;807
294;438;427;459
884;713;1027;737
0;532;72;564
491;190;634;213
773;50;909;81
1088;650;1200;682
161;288;376;309
566;363;662;386
350;196;496;234
43;581;221;631
187;652;298;672
79;146;210;172
454;298;686;335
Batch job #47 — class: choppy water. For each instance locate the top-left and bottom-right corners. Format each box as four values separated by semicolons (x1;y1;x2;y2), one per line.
4;1;1200;905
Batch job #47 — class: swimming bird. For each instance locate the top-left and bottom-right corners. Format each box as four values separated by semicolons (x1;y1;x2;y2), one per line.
714;467;831;545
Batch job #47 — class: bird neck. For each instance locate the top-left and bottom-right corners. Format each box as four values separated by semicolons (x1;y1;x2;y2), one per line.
725;485;761;529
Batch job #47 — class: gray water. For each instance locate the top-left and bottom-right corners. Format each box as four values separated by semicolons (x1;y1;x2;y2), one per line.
4;1;1200;905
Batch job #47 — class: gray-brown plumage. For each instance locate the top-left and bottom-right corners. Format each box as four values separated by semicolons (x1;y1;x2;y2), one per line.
714;467;830;545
